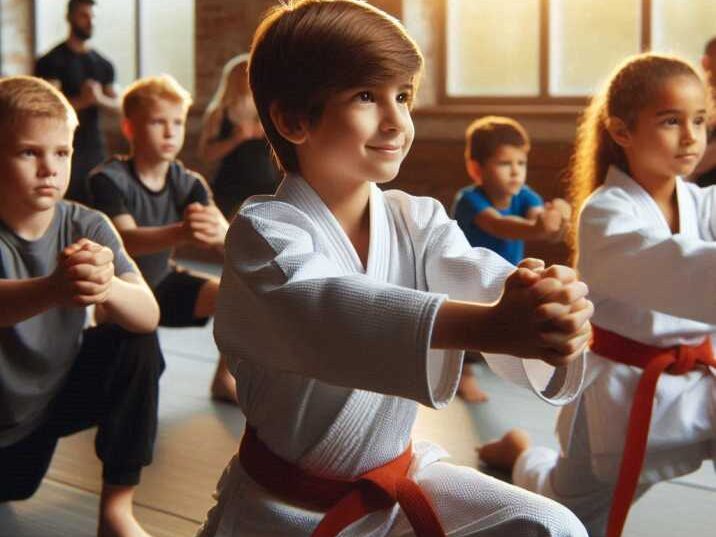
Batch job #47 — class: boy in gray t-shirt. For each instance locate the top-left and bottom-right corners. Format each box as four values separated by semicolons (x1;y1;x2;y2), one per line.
0;76;163;537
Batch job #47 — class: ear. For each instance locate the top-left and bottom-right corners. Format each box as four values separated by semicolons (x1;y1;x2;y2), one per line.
120;118;134;142
605;116;632;149
466;158;483;185
702;55;711;72
269;102;309;145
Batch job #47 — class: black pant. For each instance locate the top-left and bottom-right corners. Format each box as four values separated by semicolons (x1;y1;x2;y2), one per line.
0;324;164;501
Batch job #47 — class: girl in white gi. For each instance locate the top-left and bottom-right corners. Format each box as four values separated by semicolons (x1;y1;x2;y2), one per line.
198;1;593;536
481;53;716;537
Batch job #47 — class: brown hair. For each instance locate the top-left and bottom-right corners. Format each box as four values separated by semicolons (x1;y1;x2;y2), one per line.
465;116;530;165
249;0;423;173
0;75;78;136
568;53;708;253
68;0;94;15
122;74;193;121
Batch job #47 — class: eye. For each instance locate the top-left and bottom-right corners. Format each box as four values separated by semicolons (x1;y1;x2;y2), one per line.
355;91;374;103
662;116;679;126
694;115;706;126
57;149;71;158
174;119;184;127
396;91;412;105
19;148;36;158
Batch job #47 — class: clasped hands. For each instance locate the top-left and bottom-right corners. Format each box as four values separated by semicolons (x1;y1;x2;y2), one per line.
490;258;593;368
182;202;228;248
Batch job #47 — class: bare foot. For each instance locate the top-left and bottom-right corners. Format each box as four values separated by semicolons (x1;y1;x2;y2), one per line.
210;357;238;404
97;513;152;537
98;484;152;537
457;369;489;403
477;429;531;473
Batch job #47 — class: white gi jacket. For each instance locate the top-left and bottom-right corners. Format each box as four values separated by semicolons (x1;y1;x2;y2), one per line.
575;166;716;484
202;174;586;537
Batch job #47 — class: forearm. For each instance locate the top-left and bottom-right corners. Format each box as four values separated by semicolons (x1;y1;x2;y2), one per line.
96;92;120;113
118;223;186;256
479;216;545;240
96;275;159;333
200;137;240;163
430;299;507;354
0;277;59;326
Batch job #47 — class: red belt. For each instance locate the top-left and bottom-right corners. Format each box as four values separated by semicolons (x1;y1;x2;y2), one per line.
239;426;446;537
591;325;715;537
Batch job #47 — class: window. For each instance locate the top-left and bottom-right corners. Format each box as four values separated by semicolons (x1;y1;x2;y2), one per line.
442;0;715;104
34;0;194;93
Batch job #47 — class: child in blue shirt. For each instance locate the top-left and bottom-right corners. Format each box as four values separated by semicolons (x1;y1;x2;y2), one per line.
453;116;569;265
453;116;571;402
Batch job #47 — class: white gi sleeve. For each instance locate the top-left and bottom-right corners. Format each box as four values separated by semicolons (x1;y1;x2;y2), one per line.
393;193;584;405
580;187;716;324
214;200;448;407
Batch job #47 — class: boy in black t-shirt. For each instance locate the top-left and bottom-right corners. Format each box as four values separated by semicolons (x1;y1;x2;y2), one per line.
88;75;236;402
34;0;120;203
0;76;163;537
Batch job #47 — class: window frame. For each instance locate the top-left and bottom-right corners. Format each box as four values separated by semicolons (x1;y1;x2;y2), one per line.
436;0;653;106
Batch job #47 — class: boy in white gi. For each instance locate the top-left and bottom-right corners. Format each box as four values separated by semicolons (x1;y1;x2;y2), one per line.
481;54;716;537
199;1;594;536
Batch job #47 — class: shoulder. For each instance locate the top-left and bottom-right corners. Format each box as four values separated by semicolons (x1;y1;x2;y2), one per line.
35;43;66;72
89;156;132;187
517;185;543;204
90;49;114;70
384;188;450;223
228;196;320;258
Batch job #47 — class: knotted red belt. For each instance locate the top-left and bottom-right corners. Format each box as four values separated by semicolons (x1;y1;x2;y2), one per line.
238;426;446;537
591;325;715;537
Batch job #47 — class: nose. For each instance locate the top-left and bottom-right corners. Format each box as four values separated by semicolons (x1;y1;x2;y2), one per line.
682;122;698;145
38;155;57;178
380;100;407;134
164;123;174;138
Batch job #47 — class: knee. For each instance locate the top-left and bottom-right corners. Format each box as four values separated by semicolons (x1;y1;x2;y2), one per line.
116;329;166;378
0;479;43;502
516;496;588;537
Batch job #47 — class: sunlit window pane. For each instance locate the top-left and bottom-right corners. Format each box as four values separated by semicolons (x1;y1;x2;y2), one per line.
140;0;195;96
446;0;540;97
651;0;716;69
35;0;136;88
34;1;67;58
550;0;641;96
91;0;137;88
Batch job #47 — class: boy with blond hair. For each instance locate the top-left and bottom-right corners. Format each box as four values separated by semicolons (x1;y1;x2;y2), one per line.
0;76;163;537
87;75;235;402
198;1;592;536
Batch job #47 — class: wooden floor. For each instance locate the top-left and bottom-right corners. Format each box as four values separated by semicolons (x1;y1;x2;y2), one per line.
2;260;715;536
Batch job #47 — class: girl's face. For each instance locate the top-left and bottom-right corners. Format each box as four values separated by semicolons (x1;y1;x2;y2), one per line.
622;75;708;182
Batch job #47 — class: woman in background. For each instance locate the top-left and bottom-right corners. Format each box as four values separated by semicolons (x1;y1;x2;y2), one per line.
199;54;280;218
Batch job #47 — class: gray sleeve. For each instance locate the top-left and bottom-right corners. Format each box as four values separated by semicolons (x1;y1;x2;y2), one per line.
81;210;137;277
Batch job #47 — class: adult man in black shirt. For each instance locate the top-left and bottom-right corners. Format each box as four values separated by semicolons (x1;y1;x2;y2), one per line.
35;0;120;203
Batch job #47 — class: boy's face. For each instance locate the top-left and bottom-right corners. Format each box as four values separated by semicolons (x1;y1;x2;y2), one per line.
297;75;415;187
127;98;186;163
479;144;528;198
0;116;73;214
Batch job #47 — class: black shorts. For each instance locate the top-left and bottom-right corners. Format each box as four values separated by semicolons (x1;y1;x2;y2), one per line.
154;269;212;328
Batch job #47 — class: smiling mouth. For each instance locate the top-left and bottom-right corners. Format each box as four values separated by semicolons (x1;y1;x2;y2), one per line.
366;145;402;153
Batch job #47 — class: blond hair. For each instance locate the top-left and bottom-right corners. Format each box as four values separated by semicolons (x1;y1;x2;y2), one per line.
0;75;78;135
249;0;423;173
122;74;193;120
568;53;709;253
